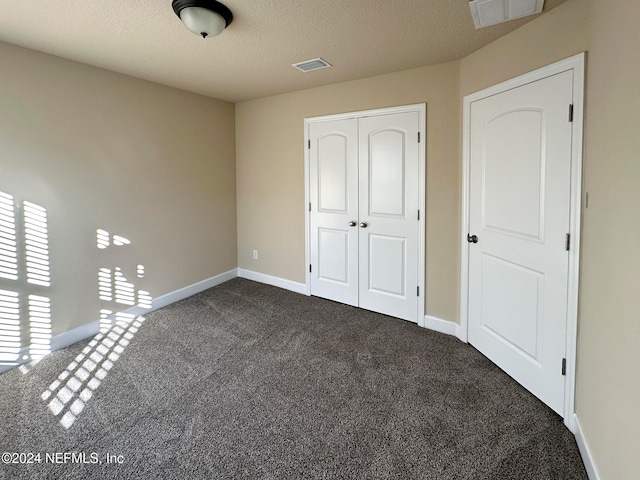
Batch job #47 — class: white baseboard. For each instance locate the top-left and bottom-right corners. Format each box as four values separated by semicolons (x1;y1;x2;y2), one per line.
50;319;101;352
237;268;307;295
149;269;237;311
454;325;465;342
0;319;103;375
0;269;238;375
573;414;602;480
423;315;466;341
63;268;237;341
2;268;307;375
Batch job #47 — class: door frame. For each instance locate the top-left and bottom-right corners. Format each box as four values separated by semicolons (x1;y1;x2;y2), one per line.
304;104;426;324
460;53;585;432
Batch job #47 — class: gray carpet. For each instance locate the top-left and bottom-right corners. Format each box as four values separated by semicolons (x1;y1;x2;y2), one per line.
0;278;587;479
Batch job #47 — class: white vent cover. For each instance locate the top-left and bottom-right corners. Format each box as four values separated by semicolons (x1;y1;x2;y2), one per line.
292;58;332;73
469;0;544;29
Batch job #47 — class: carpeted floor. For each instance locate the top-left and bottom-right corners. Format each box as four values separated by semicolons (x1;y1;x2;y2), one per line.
0;278;588;479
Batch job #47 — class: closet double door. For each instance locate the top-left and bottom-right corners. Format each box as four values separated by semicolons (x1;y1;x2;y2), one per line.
308;110;421;322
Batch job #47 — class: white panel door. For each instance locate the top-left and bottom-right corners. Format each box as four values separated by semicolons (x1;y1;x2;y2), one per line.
309;119;359;306
358;112;420;322
308;110;421;322
468;71;574;414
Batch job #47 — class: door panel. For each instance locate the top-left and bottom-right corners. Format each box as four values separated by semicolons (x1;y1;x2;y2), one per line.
317;228;349;284
481;254;543;363
368;234;406;297
359;113;419;322
368;130;406;217
483;109;544;239
309;119;359;306
318;134;350;213
468;71;573;414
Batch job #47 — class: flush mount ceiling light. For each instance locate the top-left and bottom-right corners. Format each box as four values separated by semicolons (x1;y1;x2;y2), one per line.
172;0;233;38
469;0;544;29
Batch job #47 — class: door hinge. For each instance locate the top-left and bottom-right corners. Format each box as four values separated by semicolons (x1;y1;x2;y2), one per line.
417;286;420;296
309;264;312;273
308;140;311;149
568;104;574;123
561;358;567;376
417;132;421;143
565;233;570;251
309;202;311;212
417;210;420;220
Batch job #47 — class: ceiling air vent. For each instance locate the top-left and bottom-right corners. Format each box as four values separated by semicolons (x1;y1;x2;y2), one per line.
469;0;544;29
292;58;332;73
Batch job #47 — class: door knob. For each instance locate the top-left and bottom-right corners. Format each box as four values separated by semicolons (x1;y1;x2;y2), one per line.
467;234;478;243
348;220;357;227
360;222;368;228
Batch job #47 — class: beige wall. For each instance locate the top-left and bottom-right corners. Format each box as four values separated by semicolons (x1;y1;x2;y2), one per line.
459;0;590;96
460;0;640;478
0;42;237;337
577;0;640;478
236;61;461;322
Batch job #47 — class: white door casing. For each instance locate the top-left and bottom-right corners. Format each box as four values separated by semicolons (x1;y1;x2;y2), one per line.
305;105;425;324
461;53;585;431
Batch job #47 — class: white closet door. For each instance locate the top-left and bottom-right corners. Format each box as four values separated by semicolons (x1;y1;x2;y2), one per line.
358;112;420;322
309;119;359;306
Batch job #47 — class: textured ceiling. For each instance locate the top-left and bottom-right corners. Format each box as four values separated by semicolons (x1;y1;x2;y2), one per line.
0;0;567;103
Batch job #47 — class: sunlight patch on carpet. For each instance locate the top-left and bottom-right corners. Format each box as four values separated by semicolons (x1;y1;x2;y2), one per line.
41;314;145;430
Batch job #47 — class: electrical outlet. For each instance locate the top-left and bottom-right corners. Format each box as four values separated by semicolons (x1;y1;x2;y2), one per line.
252;250;258;260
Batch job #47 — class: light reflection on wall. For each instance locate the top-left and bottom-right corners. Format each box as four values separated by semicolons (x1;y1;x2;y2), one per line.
0;289;20;362
0;191;52;365
23;202;51;288
0;191;19;281
96;228;152;332
28;295;52;359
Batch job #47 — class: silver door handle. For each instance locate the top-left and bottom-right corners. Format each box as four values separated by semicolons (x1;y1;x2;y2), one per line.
360;222;368;228
348;220;357;227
